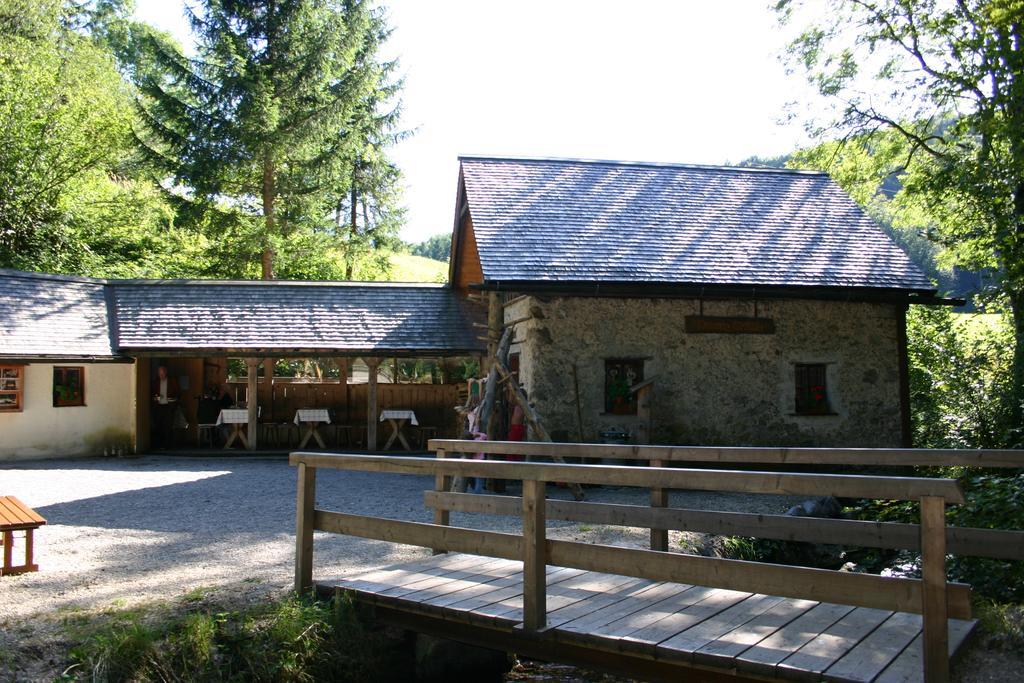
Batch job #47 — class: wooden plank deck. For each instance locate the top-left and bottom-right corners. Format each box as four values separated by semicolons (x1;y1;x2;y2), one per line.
320;553;976;683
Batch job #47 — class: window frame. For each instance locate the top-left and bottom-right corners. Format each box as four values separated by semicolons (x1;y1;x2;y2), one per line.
53;366;86;408
604;358;645;415
0;365;24;412
794;362;834;416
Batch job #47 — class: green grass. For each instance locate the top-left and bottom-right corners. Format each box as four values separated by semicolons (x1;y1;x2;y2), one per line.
50;591;401;682
387;252;447;283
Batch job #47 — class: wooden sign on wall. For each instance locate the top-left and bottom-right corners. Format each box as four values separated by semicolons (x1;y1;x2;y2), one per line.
684;315;775;334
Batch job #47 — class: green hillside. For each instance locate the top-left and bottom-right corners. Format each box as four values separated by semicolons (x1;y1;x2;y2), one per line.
387;252;448;283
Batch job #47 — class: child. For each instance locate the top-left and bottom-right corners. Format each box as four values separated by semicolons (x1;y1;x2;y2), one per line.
465;429;488;493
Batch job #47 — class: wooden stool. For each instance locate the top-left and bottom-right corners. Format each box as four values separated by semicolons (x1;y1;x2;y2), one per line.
0;496;46;576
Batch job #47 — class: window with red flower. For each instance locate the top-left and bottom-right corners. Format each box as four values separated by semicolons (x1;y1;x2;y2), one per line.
794;363;831;415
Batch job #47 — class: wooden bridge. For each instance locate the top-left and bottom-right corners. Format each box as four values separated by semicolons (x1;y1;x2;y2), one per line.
291;441;1024;683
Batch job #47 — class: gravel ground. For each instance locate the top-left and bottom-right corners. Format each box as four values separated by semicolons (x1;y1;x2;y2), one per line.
1;454;1018;681
0;454;798;622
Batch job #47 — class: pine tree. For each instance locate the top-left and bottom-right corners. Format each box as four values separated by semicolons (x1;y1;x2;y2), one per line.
136;0;402;280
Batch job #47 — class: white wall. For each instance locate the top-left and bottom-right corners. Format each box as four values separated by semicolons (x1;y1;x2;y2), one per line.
0;362;136;460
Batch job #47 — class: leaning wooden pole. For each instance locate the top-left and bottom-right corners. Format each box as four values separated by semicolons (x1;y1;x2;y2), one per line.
494;362;585;501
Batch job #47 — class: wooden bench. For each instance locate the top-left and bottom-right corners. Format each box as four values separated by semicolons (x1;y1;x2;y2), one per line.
291;444;1024;682
0;495;46;576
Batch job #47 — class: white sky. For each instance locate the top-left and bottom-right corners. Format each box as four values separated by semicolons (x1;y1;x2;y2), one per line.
133;0;815;243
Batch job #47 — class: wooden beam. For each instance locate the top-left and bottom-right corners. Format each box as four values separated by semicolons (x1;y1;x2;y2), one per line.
427;439;1024;469
313;509;521;559
365;358;380;451
486;292;501;369
246;358;258;451
544;539;972;620
522;479;547;632
424;491;1024;560
338;357;350;427
264;356;274;423
432;448;450;556
291;452;965;503
649;459;668;552
921;495;950;683
294;463;316;593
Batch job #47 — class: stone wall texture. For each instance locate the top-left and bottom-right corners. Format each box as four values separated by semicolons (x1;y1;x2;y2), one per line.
506;295;904;447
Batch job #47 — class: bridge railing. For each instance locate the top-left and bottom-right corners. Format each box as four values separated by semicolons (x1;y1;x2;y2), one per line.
290;445;1024;683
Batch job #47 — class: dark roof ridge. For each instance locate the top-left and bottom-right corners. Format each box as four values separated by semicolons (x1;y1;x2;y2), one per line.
0;268;450;289
458;154;826;176
111;278;449;288
0;268;107;284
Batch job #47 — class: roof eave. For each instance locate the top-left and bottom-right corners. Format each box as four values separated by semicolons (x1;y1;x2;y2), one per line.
118;346;485;358
0;354;132;363
471;280;955;305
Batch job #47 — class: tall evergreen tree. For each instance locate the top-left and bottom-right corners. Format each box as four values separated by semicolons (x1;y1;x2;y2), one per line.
137;0;402;280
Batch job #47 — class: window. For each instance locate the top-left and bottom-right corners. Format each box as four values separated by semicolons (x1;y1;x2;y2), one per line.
53;366;85;407
0;366;23;412
605;359;644;414
795;363;831;415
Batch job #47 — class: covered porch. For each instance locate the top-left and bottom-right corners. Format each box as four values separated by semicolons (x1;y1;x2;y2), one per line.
108;278;484;454
134;354;477;453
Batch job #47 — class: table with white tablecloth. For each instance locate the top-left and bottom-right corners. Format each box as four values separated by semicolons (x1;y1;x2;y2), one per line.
217;408;251;448
294;408;331;449
379;409;418;450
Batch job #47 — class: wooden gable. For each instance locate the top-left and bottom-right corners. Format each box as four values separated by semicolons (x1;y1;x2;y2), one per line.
452;213;483;290
448;171;484;290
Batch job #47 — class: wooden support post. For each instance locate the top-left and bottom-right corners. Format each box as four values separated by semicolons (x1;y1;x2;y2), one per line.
433;448;451;555
295;462;316;593
650;459;668;552
264;357;275;423
522;479;547;632
921;495;949;683
339;358;352;432
246;358;259;451
2;530;11;574
366;358;380;451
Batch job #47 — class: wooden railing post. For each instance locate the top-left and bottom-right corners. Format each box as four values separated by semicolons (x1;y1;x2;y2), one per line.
650;459;668;551
295;462;317;594
432;448;450;555
522;478;547;632
920;495;949;683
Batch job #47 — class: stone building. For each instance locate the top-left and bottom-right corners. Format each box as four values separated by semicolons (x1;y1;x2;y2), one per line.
449;156;947;447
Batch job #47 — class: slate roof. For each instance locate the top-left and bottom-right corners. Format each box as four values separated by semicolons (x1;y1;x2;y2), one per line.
0;269;117;359
110;281;483;354
0;270;484;358
459;156;934;292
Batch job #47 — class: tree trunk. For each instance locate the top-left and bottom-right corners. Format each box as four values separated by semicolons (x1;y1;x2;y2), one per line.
346;167;358;280
261;154;275;280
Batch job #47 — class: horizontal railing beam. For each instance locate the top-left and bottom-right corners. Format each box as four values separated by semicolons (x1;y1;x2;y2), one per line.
544;538;973;620
290;452;964;503
309;505;971;620
424;492;1024;560
428;439;1024;468
314;510;522;560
